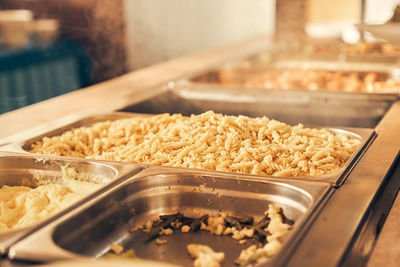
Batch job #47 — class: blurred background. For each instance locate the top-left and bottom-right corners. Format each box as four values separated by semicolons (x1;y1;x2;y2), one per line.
0;0;398;114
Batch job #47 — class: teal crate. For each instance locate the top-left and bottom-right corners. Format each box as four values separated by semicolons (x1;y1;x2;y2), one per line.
0;40;91;113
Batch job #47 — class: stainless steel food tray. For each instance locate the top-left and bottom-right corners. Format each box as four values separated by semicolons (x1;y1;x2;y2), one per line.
185;56;400;95
8;166;332;267
0;113;376;186
121;83;395;128
0;152;143;255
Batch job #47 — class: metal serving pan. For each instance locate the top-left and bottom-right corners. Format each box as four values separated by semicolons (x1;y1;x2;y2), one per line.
0;152;143;255
121;83;394;128
186;56;400;95
8;166;331;267
1;112;375;186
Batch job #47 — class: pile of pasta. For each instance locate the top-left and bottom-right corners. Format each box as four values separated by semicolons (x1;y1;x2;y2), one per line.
30;111;360;177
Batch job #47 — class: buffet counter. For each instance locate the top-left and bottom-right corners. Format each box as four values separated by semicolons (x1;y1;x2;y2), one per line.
0;37;399;267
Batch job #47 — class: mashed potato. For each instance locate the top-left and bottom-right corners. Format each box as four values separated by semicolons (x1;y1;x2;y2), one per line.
0;177;100;233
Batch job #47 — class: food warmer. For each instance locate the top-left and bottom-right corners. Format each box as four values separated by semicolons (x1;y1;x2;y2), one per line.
0;38;399;267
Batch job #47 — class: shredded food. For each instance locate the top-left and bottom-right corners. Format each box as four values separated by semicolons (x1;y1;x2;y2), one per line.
30;111;360;177
0;167;100;233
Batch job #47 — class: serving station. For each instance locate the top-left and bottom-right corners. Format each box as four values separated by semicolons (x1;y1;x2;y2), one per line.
0;37;400;267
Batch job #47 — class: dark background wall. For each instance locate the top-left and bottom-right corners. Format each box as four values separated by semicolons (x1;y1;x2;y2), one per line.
0;0;308;83
0;0;127;84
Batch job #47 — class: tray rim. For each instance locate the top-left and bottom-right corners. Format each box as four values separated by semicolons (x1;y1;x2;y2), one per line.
173;79;400;102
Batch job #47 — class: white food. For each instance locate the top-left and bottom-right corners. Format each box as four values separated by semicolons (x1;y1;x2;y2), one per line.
236;205;291;265
0;167;100;232
187;244;225;267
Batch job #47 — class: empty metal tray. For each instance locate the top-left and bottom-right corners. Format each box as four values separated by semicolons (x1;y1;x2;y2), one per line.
8;167;331;267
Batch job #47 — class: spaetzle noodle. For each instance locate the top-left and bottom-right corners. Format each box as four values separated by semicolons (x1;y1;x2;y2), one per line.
30;111;360;177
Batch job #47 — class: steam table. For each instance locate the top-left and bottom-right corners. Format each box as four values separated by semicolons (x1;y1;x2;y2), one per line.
0;37;399;267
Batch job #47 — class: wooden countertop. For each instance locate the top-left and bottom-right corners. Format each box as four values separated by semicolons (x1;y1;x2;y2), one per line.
0;36;399;266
